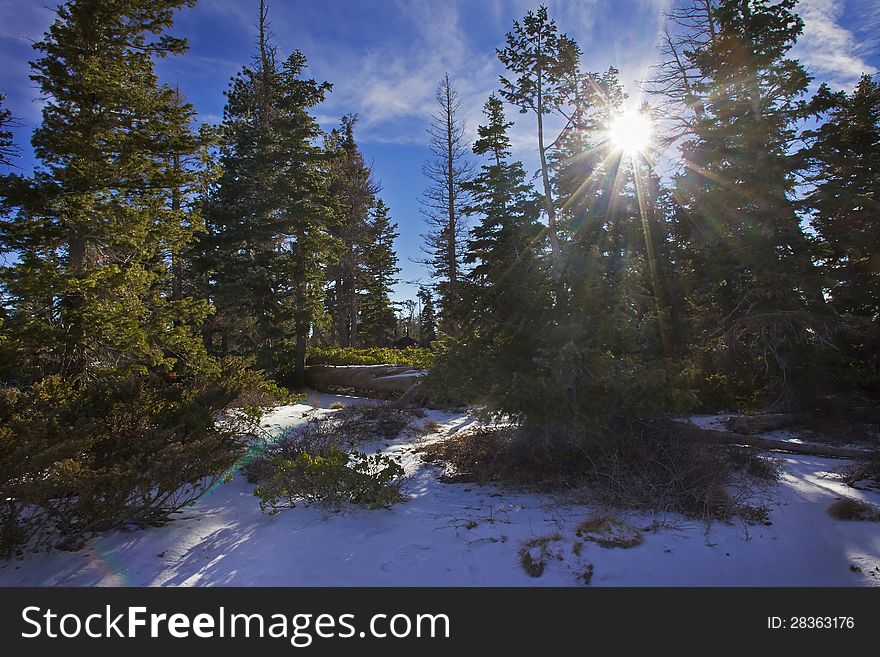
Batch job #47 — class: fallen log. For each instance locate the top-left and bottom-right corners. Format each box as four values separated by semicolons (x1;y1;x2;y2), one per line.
725;413;799;435
392;381;424;408
305;364;425;394
663;420;877;460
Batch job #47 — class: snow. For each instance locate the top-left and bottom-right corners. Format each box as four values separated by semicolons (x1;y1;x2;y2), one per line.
688;414;734;432
1;395;878;587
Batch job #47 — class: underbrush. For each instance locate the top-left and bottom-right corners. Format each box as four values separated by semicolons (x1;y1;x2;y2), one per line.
304;347;434;369
246;403;417;511
0;357;279;556
419;424;780;523
827;498;880;521
254;447;404;511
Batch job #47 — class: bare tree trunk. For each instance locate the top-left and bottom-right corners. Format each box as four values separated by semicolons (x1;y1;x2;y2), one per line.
293;229;308;388
170;150;183;300
534;50;560;264
349;270;358;347
257;0;273;131
422;73;470;337
444;77;459;336
537;110;559;262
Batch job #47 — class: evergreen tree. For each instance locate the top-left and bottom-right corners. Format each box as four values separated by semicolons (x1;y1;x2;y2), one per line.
3;0;210;380
428;95;554;430
417;286;437;346
201;2;334;384
324;114;380;347
497;5;581;264
804;75;880;320
421;73;472;336
462;95;543;322
671;0;829;408
0;0;272;554
0;93;17;167
555;69;675;360
359;199;399;346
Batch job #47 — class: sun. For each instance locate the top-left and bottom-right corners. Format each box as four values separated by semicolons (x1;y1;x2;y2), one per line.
608;109;653;156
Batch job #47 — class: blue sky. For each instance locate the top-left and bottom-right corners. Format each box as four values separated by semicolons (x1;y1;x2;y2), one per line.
1;0;878;302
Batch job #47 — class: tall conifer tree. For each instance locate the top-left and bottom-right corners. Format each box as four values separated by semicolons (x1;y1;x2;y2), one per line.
202;2;334;384
673;0;827;407
421;74;472;336
359;199;399;346
804;75;880;320
0;0;270;554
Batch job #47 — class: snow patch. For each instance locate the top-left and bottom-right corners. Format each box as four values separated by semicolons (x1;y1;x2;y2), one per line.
1;396;878;587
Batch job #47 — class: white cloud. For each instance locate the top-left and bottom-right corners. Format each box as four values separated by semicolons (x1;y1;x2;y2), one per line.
307;1;501;145
794;0;877;88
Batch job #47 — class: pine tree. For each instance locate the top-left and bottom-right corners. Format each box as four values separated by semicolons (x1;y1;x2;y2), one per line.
359;199;399;346
417;286;437;346
462;94;542;322
497;5;581;264
804;75;880;320
554;69;675;359
428;95;554;428
324;115;380;347
0;0;272;554
672;0;828;408
421;73;472;336
0;93;17;167
3;0;210;379
201;2;334;384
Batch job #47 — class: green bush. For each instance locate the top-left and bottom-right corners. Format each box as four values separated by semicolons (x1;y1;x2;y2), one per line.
304;347;434;369
427;327;697;450
0;357;282;555
254;446;404;511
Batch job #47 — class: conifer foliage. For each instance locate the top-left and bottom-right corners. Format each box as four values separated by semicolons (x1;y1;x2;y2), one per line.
672;0;831;408
200;2;335;384
0;94;16;168
359;199;400;346
0;0;274;555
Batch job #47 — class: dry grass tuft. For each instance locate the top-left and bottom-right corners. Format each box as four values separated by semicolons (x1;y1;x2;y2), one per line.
578;563;594;585
518;533;563;578
827;498;880;522
575;515;643;549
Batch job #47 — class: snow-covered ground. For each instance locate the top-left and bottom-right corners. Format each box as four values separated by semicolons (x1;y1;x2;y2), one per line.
1;394;878;586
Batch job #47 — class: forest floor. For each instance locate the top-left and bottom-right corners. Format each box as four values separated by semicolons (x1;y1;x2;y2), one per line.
1;391;878;587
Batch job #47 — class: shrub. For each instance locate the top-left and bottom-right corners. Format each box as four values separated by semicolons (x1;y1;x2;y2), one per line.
419;425;778;521
254;446;404;511
0;357;280;555
827;498;880;521
303;347;434;369
427;330;698;451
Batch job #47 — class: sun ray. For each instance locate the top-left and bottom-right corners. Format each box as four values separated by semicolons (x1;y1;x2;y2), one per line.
608;109;653;156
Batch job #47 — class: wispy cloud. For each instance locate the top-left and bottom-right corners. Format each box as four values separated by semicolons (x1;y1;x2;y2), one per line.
794;0;878;89
306;0;501;145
